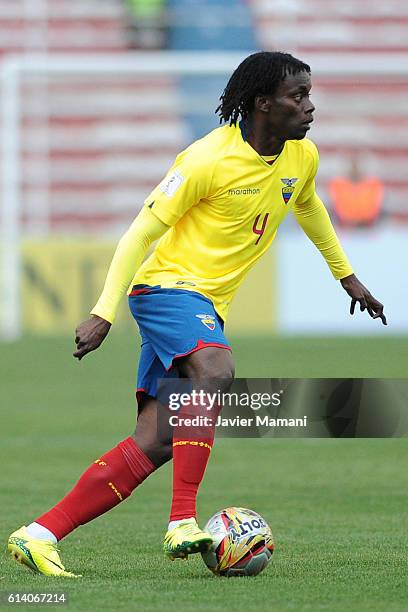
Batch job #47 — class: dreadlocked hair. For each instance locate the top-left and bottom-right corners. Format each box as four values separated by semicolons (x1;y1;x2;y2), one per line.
216;51;311;126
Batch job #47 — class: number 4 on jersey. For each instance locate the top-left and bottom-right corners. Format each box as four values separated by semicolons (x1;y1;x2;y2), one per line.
252;213;269;245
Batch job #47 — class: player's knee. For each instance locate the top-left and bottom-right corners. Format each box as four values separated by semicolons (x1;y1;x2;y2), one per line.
208;360;235;390
178;347;235;391
147;440;173;468
132;432;172;468
199;353;235;391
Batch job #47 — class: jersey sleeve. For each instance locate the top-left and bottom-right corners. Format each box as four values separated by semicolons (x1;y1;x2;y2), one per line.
296;139;320;207
143;144;216;226
293;142;353;280
90;207;169;323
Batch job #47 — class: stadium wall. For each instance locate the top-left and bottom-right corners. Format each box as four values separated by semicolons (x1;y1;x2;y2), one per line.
20;240;276;336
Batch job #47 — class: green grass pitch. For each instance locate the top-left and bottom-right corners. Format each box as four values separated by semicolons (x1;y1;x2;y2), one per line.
1;332;408;611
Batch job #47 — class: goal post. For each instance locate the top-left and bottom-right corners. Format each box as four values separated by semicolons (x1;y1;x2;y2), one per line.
1;59;22;341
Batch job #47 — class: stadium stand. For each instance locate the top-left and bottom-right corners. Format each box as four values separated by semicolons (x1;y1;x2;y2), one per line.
0;0;129;54
124;0;168;49
0;0;186;233
249;0;408;218
250;0;408;53
20;74;188;232
1;0;407;236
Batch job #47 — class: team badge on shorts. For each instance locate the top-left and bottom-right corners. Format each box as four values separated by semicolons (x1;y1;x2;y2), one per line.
281;178;298;204
196;314;216;331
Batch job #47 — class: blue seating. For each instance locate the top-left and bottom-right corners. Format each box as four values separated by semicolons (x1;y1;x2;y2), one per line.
168;0;255;139
167;0;255;50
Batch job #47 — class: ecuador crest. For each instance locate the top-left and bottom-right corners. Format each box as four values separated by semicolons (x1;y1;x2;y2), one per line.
196;314;216;331
281;178;298;204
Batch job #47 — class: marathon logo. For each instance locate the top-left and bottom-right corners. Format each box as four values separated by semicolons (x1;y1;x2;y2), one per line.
228;187;261;196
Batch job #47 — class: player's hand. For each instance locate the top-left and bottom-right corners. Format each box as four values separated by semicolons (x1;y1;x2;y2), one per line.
73;315;111;360
340;274;387;325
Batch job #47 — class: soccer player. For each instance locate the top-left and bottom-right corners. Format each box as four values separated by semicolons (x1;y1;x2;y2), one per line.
8;51;386;577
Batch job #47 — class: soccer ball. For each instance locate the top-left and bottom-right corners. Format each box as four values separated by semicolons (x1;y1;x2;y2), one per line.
201;507;274;577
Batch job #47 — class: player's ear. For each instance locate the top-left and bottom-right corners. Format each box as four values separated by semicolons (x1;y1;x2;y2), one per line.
254;95;271;114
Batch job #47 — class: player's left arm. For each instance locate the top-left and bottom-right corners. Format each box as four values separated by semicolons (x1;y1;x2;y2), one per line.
293;145;387;325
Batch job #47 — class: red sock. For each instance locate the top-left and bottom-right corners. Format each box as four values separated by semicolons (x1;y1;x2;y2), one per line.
169;398;217;521
170;436;214;521
36;437;155;540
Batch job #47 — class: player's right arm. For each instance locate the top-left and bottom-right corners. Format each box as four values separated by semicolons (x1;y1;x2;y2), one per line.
73;141;216;360
73;207;169;360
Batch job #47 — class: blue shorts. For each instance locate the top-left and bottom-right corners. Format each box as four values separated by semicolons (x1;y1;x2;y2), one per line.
128;285;231;400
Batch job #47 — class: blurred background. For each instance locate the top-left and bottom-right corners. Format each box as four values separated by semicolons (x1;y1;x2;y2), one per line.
1;7;407;606
0;0;407;343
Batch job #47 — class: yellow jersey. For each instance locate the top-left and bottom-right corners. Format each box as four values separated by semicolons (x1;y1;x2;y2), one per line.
131;122;352;320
